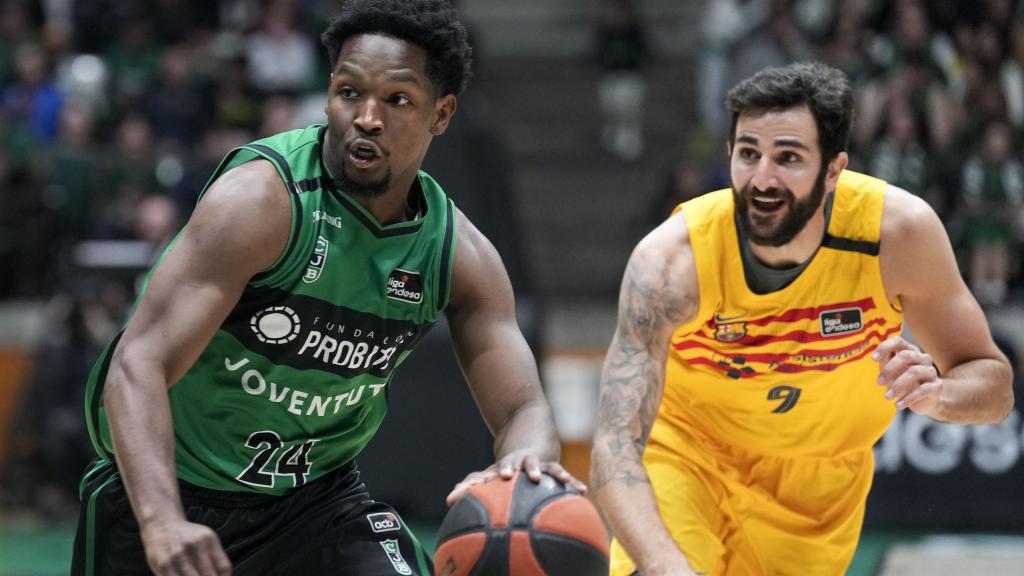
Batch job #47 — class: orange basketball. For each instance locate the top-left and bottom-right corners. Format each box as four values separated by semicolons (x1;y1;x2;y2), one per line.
434;472;609;576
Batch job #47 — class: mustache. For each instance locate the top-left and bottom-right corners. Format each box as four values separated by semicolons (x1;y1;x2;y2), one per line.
741;186;793;200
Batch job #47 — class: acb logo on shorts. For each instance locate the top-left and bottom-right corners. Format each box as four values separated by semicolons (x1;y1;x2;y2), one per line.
367;512;401;533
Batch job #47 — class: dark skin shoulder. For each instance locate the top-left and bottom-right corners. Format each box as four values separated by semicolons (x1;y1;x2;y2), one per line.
113;160;291;387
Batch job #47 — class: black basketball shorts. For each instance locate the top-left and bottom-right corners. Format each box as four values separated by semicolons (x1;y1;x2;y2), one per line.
73;458;433;575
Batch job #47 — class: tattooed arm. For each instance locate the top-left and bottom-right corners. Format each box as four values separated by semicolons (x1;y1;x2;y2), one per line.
590;212;701;576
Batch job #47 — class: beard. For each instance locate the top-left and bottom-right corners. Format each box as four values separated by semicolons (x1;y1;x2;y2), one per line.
333;164;391;199
323;131;391;198
733;166;827;247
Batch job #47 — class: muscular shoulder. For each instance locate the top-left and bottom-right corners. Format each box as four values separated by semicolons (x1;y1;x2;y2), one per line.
448;209;511;311
200;159;290;220
619;211;699;329
880;185;941;246
187;159;292;276
880;184;951;300
452;208;490;266
632;211;696;285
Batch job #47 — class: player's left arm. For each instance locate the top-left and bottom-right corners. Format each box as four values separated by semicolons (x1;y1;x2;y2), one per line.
878;185;1014;423
444;209;583;504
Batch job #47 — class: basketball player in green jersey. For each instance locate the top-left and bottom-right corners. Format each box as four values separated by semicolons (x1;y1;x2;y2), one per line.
72;1;584;574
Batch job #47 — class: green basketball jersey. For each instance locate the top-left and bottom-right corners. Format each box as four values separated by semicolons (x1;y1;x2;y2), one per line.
85;125;458;494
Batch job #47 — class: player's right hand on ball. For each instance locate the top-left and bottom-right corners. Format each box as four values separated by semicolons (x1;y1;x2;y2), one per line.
141;519;232;576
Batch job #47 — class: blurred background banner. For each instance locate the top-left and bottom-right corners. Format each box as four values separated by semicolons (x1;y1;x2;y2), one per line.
2;0;1024;574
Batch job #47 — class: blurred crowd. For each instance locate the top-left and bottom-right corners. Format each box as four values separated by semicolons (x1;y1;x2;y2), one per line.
0;0;341;303
0;0;355;519
4;0;1024;520
657;0;1024;308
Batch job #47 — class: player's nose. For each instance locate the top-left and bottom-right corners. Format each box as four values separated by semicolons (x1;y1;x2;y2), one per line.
354;99;384;134
750;156;780;191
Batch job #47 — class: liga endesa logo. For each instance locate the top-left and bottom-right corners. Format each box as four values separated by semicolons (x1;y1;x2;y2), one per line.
819;307;863;337
386;269;422;304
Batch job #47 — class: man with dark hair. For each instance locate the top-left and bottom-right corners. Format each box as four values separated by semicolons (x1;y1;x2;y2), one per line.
591;61;1013;575
72;1;582;575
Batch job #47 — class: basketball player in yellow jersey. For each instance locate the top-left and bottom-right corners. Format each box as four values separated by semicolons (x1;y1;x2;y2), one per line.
591;62;1015;576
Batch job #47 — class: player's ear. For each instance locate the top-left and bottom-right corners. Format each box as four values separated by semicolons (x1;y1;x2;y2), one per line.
431;95;457;136
825;151;848;190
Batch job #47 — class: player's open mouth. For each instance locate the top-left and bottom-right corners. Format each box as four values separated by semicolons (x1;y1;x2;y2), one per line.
751;196;785;214
348;140;382;168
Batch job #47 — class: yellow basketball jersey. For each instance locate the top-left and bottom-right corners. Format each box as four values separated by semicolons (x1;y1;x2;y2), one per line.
658;170;903;459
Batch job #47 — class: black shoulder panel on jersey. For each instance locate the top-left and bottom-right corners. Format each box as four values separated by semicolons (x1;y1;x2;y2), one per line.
821;233;880;256
438;198;455;310
245;144;304;282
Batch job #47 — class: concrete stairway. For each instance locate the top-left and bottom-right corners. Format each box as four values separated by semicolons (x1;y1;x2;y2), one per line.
456;1;709;346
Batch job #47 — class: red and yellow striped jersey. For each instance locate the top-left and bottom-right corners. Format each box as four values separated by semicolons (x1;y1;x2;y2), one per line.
657;170;903;458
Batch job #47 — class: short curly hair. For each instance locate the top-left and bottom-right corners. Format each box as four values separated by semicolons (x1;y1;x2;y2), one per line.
726;62;854;164
321;0;473;97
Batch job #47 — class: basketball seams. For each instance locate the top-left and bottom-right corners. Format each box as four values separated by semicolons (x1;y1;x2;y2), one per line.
530;531;612;575
531;496;611;554
509;472;572;528
520;492;574;527
434;532;486;576
509;531;547;575
435;472;609;575
474;477;515;529
529;530;610;557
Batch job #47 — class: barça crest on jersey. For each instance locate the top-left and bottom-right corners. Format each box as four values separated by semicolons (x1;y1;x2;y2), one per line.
715;321;747;342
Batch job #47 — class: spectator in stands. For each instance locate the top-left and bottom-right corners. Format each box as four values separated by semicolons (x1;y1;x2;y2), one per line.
210;56;261;132
258;94;298;137
0;1;37;87
143;44;212;148
246;0;315;94
865;96;942;214
729;0;814;93
856;52;959;158
854;1;959;155
2;42;63;149
696;0;770;139
959;120;1024;307
974;20;1024;130
104;16;162;110
47;100;103;244
97;112;158;239
817;0;874;87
